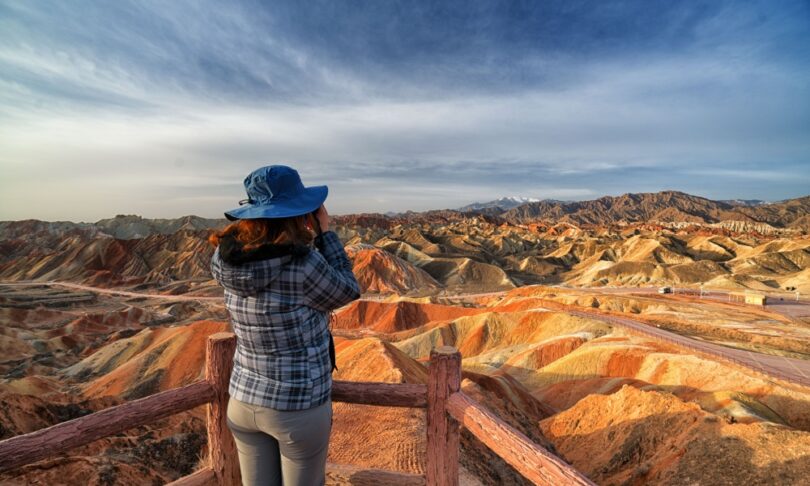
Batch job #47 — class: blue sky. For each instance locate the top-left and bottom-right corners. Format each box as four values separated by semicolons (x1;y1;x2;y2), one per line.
1;0;809;220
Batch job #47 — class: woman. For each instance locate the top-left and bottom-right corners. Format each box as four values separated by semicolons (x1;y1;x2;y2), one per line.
209;165;361;486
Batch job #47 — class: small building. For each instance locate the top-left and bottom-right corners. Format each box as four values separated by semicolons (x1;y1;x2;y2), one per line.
729;291;767;306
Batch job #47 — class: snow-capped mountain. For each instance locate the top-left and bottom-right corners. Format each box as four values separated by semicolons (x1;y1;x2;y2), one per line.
720;199;770;207
458;196;544;212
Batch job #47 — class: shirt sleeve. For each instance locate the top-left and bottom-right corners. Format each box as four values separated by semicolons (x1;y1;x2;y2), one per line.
210;247;222;284
303;231;361;311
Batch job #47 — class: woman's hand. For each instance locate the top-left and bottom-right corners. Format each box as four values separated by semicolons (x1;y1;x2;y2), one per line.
314;205;329;233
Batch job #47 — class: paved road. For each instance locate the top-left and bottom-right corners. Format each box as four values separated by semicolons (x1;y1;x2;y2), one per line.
438;284;810;388
572;285;807;301
564;285;810;319
698;291;810;319
567;309;810;388
4;280;809;387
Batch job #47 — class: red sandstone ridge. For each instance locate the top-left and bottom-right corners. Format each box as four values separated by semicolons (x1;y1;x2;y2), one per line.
64;320;229;400
328;337;428;475
329;336;526;484
0;228;215;287
333;299;485;333
345;243;441;294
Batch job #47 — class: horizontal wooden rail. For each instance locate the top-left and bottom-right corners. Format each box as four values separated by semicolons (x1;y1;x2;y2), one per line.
0;380;215;473
332;381;427;408
445;391;595;486
164;466;216;486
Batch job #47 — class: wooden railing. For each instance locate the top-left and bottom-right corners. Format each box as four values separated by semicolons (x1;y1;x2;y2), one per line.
0;333;593;485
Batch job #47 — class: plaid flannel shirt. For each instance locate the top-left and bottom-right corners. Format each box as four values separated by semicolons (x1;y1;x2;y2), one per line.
210;230;360;410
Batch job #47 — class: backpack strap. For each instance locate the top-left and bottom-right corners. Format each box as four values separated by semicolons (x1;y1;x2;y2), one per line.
328;331;337;372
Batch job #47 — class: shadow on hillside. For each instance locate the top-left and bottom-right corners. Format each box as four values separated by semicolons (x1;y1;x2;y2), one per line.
520;369;810;432
485;365;810;486
541;408;810;486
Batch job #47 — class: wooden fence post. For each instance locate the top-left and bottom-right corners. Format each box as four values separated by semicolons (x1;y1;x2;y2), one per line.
206;332;240;486
426;346;461;486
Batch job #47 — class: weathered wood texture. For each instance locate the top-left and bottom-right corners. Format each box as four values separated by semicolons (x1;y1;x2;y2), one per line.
332;381;427;408
426;346;461;486
164;466;217;486
445;392;596;486
326;463;426;485
0;380;215;473
205;332;240;486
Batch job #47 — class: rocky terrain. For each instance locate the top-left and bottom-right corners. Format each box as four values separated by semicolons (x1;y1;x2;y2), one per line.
1;190;810;485
2;283;810;485
499;191;810;229
2;191;808;296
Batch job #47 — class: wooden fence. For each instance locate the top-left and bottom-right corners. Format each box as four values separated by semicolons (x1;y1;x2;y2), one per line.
0;332;593;485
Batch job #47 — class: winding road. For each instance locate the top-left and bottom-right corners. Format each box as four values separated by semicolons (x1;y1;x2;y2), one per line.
3;280;809;388
0;280;224;302
567;309;810;389
449;285;810;388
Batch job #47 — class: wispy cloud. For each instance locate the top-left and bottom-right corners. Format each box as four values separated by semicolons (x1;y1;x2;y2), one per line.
0;0;809;220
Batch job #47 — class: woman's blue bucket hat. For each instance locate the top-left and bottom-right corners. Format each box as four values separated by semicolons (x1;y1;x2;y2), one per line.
224;165;328;221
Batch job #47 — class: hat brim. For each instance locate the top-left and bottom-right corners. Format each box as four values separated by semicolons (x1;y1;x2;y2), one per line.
224;185;328;221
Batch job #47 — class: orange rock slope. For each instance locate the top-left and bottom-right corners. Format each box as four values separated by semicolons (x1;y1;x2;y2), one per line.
333;299;486;333
345;244;441;294
3;280;810;485
540;385;810;485
65;320;229;400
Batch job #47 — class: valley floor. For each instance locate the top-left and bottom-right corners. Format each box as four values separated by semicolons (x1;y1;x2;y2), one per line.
2;282;810;485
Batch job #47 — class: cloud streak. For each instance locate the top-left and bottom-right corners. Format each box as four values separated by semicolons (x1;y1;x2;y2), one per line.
0;0;809;220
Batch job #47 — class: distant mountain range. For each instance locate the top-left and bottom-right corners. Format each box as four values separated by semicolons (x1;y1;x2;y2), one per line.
457;196;546;211
454;196;786;222
2;192;809;240
1;190;808;294
496;191;810;229
459;196;776;213
94;215;225;239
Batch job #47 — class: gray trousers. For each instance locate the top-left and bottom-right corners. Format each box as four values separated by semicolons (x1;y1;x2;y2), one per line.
226;397;332;486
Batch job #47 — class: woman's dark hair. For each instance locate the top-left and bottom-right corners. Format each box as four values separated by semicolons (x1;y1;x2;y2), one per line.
208;215;316;249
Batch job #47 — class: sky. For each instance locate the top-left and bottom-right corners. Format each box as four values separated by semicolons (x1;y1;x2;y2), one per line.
1;0;809;221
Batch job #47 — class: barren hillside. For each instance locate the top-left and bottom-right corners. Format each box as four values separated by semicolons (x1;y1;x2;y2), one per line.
1;191;809;484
